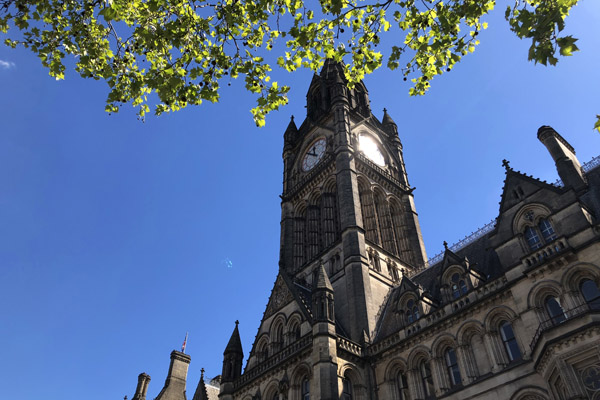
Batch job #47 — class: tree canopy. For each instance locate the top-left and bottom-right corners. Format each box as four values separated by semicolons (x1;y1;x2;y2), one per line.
2;0;595;129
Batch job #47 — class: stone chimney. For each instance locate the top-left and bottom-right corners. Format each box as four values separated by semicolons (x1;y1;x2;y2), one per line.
155;351;191;400
132;373;151;400
538;125;587;191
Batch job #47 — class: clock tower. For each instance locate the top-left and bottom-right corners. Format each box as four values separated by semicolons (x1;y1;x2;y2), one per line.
279;60;427;342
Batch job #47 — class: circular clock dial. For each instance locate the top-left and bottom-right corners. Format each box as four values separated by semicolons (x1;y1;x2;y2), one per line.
359;135;385;166
302;138;326;171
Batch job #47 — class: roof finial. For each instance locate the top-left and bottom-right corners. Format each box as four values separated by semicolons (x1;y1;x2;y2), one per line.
200;368;205;380
383;107;387;113
290;115;294;121
235;320;239;326
443;241;448;250
502;159;511;171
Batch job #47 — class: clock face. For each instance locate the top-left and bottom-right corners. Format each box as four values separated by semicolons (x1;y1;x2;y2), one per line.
302;138;327;171
359;134;385;166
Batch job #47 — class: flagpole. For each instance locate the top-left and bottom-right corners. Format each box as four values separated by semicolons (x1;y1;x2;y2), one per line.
181;332;188;353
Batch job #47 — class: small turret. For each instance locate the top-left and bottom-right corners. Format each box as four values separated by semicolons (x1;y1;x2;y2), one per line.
132;373;151;400
220;321;244;398
382;108;399;139
155;351;191;400
537;125;587;191
311;264;334;322
283;115;298;152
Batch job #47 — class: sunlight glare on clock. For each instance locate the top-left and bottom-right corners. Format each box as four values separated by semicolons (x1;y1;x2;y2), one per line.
359;135;385;166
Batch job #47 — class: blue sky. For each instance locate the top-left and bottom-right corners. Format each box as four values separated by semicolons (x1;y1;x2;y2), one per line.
1;3;599;400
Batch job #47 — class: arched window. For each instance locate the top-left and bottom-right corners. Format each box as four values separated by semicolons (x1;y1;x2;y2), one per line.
395;371;408;400
341;376;353;400
499;321;521;362
524;226;542;250
581;279;600;309
444;348;462;387
419;360;434;398
451;273;468;299
405;299;420;324
301;377;310;400
544;296;566;325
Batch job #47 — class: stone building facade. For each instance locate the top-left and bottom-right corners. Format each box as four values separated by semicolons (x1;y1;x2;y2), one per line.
130;61;600;400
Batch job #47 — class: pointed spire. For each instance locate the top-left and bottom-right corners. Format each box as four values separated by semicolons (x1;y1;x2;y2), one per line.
314;263;333;292
224;320;243;355
382;108;396;126
192;368;209;400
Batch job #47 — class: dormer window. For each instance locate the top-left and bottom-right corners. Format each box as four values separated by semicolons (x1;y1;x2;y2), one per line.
406;299;420;323
451;273;468;299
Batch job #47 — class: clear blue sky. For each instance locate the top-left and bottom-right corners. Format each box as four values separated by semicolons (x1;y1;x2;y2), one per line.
1;3;599;400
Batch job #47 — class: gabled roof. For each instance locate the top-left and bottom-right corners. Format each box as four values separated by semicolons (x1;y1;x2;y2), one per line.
498;163;563;214
192;370;209;400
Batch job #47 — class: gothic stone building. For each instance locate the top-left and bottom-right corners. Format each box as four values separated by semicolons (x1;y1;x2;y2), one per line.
130;61;600;400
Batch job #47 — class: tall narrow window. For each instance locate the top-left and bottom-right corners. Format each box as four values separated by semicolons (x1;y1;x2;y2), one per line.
375;193;398;255
581;279;600;309
499;321;522;362
525;226;542;250
306;205;321;260
445;348;462;387
390;201;414;265
396;371;408;400
544;296;566;325
419;360;434;398
359;186;380;245
451;273;468;299
293;217;305;268
538;219;557;242
321;193;338;248
341;376;353;400
301;377;310;400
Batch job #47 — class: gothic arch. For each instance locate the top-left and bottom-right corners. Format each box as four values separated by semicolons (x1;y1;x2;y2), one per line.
293;201;307;217
290;362;312;400
383;358;409;381
441;264;466;283
561;262;600;292
321;176;337;193
269;313;287;349
286;313;303;342
307;189;322;206
255;334;270;362
526;280;563;309
431;333;458;358
290;362;312;385
512;203;553;234
264;379;280;400
456;320;488;379
509;386;549;400
407;345;431;368
484;305;519;331
456;320;485;344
